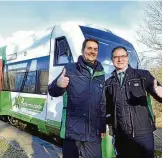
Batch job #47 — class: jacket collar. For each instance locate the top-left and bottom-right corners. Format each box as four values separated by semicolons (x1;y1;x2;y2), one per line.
112;64;132;76
77;55;104;73
111;65;134;83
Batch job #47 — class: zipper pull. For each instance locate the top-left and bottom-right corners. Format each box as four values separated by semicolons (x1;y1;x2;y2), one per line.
133;131;135;137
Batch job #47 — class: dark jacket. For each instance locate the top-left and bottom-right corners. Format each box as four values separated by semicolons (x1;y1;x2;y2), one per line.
48;56;106;142
105;65;161;137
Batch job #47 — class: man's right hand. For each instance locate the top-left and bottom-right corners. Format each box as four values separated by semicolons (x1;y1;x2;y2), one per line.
57;69;69;88
154;79;162;98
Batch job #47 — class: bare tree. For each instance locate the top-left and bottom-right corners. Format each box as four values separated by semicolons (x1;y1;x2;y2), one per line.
139;50;161;69
137;1;162;61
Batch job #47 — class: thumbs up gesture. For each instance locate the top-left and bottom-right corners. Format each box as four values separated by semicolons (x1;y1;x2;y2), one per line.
154;79;162;98
57;69;69;88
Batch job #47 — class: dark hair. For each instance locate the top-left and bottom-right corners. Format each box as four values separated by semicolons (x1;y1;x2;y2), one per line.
111;46;128;58
82;39;99;53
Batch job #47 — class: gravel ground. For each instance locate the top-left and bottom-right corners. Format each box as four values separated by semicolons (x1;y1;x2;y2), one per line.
0;125;161;158
0;136;29;158
154;128;162;151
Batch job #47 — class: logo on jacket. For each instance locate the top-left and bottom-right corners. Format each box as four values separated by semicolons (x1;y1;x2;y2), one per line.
134;83;139;87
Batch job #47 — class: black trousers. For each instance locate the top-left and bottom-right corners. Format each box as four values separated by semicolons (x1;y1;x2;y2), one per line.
115;133;154;158
62;139;102;158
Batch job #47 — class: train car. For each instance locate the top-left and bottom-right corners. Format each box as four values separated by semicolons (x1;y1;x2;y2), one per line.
0;22;140;138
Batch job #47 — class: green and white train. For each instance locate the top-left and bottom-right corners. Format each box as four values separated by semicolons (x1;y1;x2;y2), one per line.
0;22;140;138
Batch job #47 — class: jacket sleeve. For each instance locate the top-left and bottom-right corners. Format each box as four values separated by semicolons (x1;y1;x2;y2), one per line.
48;69;66;97
145;70;162;103
100;84;106;133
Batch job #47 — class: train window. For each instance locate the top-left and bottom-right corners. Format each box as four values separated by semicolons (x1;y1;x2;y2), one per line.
7;60;36;93
2;66;9;90
8;62;27;91
9;69;26;91
2;56;50;94
54;37;73;65
37;56;49;95
22;60;37;93
23;71;36;93
39;71;49;94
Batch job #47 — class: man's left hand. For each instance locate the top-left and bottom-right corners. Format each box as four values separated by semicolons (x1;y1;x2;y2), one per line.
154;79;162;98
101;133;106;139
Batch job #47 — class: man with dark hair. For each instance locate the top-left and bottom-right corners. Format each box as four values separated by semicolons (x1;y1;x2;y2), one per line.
81;39;99;52
48;39;106;158
105;46;162;158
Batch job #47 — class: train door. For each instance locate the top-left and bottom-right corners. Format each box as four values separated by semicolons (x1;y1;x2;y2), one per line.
46;36;74;127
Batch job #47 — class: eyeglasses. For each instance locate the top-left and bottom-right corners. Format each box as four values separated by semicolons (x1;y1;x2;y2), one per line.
112;55;128;60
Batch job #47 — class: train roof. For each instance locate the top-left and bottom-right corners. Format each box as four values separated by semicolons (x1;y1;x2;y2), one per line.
0;22;135;63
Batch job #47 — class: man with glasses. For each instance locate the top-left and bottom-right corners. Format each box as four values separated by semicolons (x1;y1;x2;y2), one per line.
105;46;162;158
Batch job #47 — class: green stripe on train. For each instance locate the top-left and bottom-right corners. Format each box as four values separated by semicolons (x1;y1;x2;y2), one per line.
0;91;45;113
0;91;61;135
0;91;12;112
10;112;61;135
13;96;45;112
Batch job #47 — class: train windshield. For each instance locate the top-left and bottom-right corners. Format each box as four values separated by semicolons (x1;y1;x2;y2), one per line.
80;26;140;78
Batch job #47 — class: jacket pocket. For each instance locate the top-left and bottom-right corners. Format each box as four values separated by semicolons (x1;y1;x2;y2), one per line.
131;106;153;133
127;79;147;106
66;110;86;135
68;75;88;97
128;79;145;97
93;79;104;93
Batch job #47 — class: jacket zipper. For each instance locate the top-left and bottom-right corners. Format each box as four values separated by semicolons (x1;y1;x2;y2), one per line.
114;103;117;130
121;88;128;131
121;75;135;137
87;67;95;135
112;79;118;131
88;76;93;134
129;107;135;137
